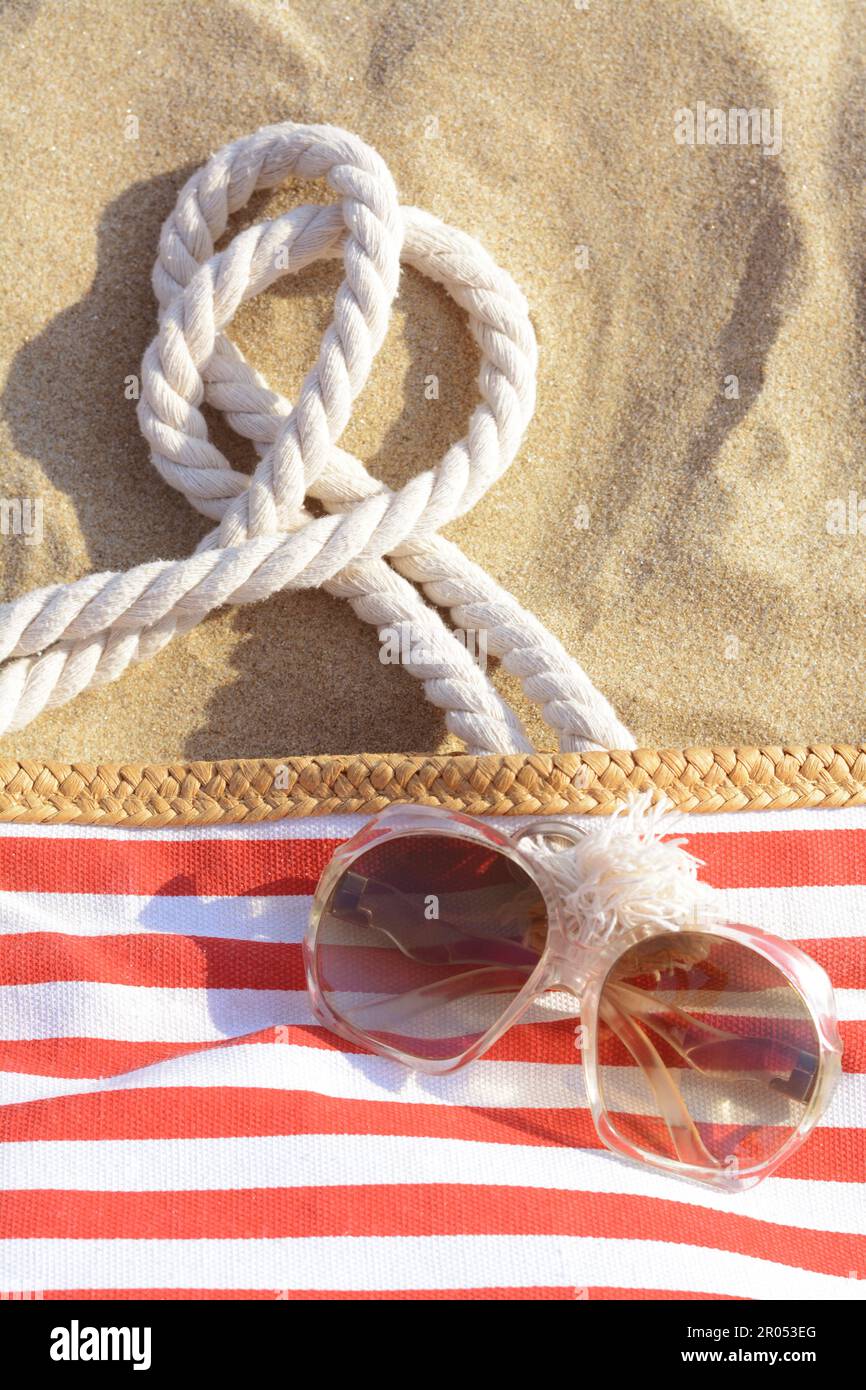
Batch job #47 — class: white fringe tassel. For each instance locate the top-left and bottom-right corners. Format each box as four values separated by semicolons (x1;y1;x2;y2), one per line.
542;791;719;947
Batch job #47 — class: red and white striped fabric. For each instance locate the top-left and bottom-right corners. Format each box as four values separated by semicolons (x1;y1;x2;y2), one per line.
1;806;864;1301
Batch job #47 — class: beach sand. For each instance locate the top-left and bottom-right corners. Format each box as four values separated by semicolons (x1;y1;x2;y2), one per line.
1;0;864;760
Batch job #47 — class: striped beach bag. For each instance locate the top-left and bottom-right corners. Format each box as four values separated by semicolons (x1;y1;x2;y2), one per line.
1;123;864;1303
1;750;865;1300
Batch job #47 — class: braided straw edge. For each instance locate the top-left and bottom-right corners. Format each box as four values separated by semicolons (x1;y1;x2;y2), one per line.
0;745;864;826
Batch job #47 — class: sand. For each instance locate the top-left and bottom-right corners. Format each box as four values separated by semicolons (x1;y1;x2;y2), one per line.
1;0;864;761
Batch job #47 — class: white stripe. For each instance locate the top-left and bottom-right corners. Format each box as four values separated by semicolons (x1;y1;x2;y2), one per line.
0;803;865;841
0;883;863;948
1;1234;863;1297
655;805;866;835
0;883;863;956
1;979;861;1044
0;818;364;842
0;976;558;1045
2;1043;864;1128
629;987;823;1017
0;981;309;1041
5;1132;864;1233
716;884;866;940
0;892;311;942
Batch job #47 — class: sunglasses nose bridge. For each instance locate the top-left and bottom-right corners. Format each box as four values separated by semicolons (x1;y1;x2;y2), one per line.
509;819;586;853
538;900;595;998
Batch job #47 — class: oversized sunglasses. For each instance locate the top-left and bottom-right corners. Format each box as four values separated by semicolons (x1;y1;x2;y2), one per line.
304;805;842;1190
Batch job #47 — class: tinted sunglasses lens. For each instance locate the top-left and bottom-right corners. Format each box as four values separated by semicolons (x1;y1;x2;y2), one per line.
312;834;549;1061
597;931;821;1175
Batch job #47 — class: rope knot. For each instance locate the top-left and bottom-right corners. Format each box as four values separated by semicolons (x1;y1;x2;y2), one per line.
0;122;633;753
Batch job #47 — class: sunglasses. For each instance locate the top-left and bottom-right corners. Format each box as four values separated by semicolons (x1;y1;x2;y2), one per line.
304;805;843;1190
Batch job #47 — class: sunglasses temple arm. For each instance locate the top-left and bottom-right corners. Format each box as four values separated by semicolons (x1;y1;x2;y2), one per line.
345;965;534;1029
599;994;723;1170
607;981;729;1052
607;980;817;1082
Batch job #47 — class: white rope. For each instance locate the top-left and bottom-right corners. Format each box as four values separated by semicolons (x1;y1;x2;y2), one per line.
0;122;633;753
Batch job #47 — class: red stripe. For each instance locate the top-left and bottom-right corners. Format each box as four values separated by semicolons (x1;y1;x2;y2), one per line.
510;1017;862;1071
1;1014;861;1076
3;931;861;992
3;827;866;896
1;1087;862;1181
1;1186;860;1277
587;1287;741;1301
594;1023;861;1073
795;938;866;989
689;829;866;889
0;838;338;896
0;1086;601;1147
33;1286;740;1301
0;935;527;994
0;934;307;990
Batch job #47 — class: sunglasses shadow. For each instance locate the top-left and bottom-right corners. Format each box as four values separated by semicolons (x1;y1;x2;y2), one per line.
129;875;596;1151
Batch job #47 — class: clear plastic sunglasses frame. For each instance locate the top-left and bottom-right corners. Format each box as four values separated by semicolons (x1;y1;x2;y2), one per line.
304;805;843;1191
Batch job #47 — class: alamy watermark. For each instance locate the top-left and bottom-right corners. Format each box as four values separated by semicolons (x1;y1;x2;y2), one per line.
379;621;488;673
0;496;43;545
827;491;866;536
50;1320;152;1371
674;102;782;157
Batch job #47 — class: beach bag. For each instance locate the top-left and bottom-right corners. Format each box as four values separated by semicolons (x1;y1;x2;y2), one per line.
0;124;863;1302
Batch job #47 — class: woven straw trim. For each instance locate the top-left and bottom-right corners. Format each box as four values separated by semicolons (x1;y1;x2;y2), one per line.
0;744;864;827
